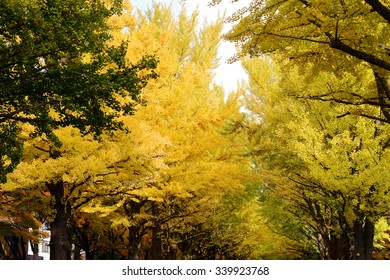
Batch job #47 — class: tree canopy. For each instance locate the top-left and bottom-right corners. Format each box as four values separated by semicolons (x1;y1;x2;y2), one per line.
213;0;390;123
0;0;157;181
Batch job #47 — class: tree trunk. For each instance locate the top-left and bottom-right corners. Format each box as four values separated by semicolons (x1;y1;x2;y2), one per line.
127;225;141;260
326;230;352;260
48;181;71;260
5;235;27;259
353;218;374;260
124;200;143;260
373;72;390;122
151;203;162;260
0;242;6;259
31;240;40;260
150;225;162;259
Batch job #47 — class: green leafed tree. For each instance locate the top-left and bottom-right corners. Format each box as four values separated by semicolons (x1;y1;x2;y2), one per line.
0;0;157;181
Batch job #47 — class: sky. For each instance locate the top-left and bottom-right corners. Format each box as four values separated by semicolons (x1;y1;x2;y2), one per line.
130;0;250;94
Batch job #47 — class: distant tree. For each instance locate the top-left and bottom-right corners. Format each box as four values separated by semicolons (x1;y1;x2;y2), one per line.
242;57;390;259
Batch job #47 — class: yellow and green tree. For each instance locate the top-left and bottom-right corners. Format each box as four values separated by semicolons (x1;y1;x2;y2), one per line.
242;57;390;259
213;0;390;124
0;0;157;182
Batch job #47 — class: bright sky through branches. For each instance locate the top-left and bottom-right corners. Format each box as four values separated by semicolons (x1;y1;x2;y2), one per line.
130;0;249;94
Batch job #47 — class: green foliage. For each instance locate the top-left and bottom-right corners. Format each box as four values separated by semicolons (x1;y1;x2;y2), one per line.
0;122;23;182
0;0;157;141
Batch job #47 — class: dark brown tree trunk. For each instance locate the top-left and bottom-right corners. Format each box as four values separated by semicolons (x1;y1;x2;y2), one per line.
151;203;162;260
5;235;27;259
353;218;374;260
48;181;71;260
83;236;95;260
151;225;162;259
325;229;352;260
73;223;94;260
124;200;143;260
127;225;141;260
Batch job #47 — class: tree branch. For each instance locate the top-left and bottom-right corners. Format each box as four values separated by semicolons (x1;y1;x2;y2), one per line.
297;94;390;109
265;32;329;44
1;115;69;126
365;0;390;24
373;71;390;121
325;32;390;72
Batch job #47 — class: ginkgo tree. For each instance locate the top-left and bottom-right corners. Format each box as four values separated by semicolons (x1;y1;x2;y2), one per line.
1;113;170;260
212;0;390;124
82;3;253;260
0;0;158;259
242;57;390;259
0;0;157;181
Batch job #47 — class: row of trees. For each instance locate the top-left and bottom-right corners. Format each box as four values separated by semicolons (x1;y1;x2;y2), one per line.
1;0;390;260
241;58;390;259
212;0;390;259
